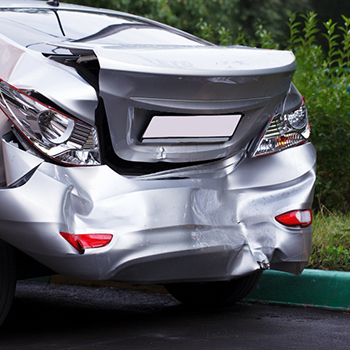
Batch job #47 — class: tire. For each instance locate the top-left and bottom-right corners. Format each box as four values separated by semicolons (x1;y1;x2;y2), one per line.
0;240;16;326
165;270;262;307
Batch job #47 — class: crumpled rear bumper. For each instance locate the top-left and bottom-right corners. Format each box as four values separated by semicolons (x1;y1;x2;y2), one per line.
0;134;316;283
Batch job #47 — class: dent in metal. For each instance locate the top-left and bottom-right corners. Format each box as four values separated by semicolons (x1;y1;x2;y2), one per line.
0;37;98;125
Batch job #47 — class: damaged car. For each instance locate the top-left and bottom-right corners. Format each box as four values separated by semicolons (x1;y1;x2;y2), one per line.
0;0;315;324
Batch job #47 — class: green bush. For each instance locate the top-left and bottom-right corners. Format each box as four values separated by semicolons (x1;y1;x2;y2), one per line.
289;13;350;212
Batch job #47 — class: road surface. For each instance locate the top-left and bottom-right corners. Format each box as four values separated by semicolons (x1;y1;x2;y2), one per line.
0;281;349;349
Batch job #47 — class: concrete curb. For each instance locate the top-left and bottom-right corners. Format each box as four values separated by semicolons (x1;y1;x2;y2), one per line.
244;269;350;311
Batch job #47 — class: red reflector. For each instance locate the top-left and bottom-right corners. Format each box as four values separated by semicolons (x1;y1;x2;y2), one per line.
60;232;113;254
275;209;312;227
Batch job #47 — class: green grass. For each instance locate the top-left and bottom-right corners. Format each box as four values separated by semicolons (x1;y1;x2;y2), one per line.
308;211;350;270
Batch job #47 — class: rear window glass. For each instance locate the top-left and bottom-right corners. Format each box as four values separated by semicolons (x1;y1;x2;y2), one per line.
58;11;139;38
58;10;204;46
0;8;204;46
0;9;62;38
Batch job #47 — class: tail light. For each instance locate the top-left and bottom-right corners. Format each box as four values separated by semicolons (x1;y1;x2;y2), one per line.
275;209;312;227
252;99;310;157
0;80;101;166
60;232;113;254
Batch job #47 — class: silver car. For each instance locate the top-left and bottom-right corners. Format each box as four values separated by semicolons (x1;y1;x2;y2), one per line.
0;0;315;324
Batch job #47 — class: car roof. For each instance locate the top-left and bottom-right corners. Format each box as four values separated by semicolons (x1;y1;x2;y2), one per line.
0;0;79;8
0;0;114;13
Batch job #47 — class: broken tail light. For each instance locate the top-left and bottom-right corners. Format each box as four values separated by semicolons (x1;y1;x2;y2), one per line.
0;80;101;165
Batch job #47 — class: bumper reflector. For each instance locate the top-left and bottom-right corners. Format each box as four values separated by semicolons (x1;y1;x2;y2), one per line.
60;232;113;254
275;209;312;227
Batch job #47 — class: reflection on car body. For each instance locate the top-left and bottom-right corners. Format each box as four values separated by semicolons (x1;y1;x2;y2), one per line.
0;0;315;324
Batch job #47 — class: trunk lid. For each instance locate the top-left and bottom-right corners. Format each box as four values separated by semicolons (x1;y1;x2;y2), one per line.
94;45;295;163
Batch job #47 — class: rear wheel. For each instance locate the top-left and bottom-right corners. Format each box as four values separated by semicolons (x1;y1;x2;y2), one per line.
165;270;262;307
0;240;16;326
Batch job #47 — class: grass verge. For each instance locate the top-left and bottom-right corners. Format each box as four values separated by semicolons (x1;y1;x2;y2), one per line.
308;210;350;271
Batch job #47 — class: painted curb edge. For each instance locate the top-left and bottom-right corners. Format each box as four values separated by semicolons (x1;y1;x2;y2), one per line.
244;269;350;311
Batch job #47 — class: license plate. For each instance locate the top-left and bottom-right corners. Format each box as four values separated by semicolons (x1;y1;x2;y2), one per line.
142;114;241;140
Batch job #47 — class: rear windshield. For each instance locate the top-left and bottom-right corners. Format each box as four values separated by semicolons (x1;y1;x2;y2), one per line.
0;8;205;47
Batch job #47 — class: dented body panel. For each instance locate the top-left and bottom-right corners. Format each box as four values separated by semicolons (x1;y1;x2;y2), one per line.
0;133;315;282
0;1;316;285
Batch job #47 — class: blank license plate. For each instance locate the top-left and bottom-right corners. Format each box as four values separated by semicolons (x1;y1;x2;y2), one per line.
142;114;241;139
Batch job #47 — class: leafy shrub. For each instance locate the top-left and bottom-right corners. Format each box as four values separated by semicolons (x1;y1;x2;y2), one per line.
289;13;350;212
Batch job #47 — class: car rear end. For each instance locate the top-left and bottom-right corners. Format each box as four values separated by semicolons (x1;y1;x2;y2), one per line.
0;2;315;286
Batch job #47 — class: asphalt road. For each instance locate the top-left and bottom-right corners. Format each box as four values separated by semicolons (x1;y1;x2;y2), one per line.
0;281;349;349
